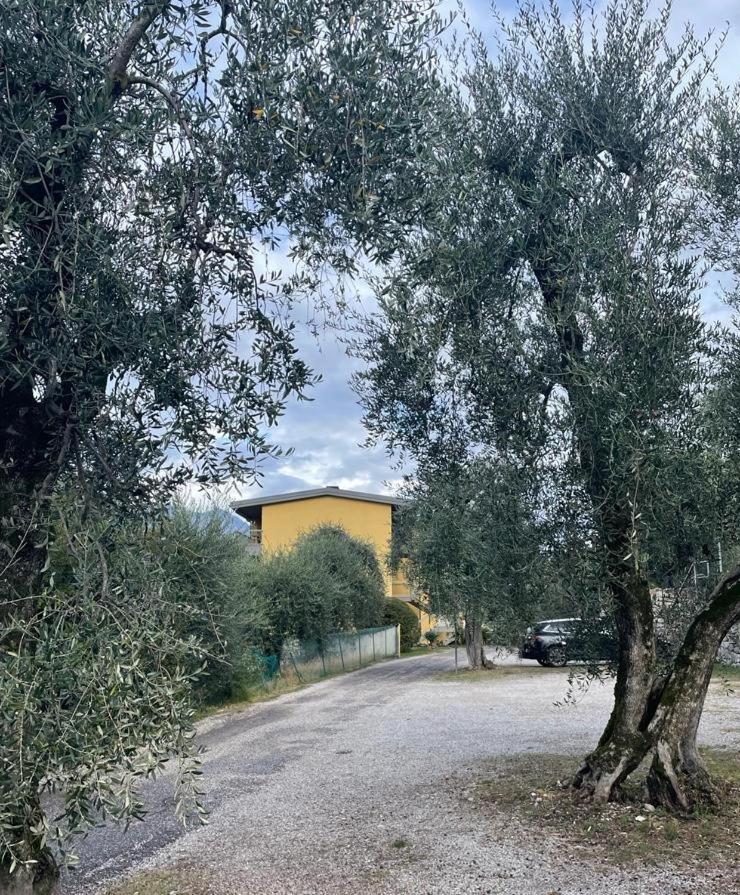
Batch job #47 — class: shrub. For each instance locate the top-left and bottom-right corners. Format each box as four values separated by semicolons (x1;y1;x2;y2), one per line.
243;524;386;660
154;500;266;705
292;525;386;631
424;629;439;646
141;517;389;703
383;598;421;651
242;548;332;655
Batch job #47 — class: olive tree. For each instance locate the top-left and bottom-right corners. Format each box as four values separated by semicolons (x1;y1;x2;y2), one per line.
0;1;443;890
357;0;740;809
639;82;740;810
390;458;546;669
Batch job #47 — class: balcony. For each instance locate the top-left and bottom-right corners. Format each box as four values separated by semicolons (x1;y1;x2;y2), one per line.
246;527;262;556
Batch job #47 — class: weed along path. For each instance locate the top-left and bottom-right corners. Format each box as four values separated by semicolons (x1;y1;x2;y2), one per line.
62;651;739;895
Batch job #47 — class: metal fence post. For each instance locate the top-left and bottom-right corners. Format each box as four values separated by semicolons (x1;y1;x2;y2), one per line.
338;633;345;671
358;631;362;668
289;646;304;683
372;629;377;662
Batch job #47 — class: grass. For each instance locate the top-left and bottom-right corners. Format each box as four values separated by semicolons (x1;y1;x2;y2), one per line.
398;644;448;658
436;666;497;682
713;662;740;682
473;749;740;868
104;865;211;895
194;674;308;720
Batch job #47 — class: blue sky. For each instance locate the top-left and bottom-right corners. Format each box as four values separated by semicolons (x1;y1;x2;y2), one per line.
219;0;740;507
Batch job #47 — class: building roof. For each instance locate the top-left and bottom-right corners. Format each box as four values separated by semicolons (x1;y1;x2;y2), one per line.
231;486;405;522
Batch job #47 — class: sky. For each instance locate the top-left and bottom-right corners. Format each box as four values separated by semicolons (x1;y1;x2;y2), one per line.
219;0;740;509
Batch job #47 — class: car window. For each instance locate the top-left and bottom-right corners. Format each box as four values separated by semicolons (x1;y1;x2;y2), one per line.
536;621;574;634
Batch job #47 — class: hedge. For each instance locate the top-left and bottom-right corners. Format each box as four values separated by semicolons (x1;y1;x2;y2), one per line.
383;598;421;652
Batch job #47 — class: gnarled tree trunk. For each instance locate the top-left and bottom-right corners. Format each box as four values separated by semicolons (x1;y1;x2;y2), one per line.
0;862;58;895
464;612;494;670
646;565;740;811
572;543;657;801
0;806;59;895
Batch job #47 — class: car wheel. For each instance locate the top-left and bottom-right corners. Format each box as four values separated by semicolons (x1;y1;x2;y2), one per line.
546;645;567;667
536;658;550;667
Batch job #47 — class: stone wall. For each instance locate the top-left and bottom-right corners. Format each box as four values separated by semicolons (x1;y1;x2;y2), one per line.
718;624;740;666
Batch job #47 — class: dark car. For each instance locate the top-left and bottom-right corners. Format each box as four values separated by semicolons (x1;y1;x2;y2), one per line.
519;617;617;667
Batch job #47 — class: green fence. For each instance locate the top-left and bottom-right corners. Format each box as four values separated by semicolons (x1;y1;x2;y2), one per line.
253;651;281;682
280;624;400;683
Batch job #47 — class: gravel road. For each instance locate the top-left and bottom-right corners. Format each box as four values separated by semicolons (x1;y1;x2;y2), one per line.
61;650;739;895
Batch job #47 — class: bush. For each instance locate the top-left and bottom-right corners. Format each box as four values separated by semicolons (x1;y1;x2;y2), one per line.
154;500;266;705
292;525;386;631
424;629;439;646
244;524;386;660
140;517;388;704
383;598;421;652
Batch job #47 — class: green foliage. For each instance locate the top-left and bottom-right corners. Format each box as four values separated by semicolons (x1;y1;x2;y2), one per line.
382;598;421;651
154;501;267;705
0;1;444;880
424;629;439;646
244;524;386;657
357;0;740;657
0;0;445;519
292;525;387;631
1;512;207;875
358;0;718;589
391;460;550;643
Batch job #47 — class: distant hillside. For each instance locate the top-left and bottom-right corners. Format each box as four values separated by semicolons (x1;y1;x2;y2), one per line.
187;507;250;534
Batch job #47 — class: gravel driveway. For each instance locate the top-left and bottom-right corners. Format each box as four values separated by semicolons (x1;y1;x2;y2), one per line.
61;650;739;895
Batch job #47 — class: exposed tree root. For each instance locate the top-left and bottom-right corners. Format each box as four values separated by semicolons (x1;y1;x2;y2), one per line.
647;742;722;813
572;736;649;803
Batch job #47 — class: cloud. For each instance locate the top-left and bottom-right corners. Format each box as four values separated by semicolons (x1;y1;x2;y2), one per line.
224;315;408;503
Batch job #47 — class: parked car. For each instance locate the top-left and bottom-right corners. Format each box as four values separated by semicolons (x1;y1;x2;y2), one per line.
519;617;617;667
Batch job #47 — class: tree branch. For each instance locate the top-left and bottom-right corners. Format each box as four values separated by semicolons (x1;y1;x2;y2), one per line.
108;1;171;88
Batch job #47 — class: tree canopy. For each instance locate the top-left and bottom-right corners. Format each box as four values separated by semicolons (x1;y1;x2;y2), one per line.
245;523;387;656
1;0;443;523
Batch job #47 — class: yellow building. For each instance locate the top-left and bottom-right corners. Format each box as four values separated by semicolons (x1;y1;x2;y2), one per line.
231;486;442;638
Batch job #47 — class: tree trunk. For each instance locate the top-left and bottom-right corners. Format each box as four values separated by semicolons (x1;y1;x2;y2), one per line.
0;797;60;895
0;853;58;895
646;565;740;811
464;612;494;670
534;265;660;803
572;565;657;801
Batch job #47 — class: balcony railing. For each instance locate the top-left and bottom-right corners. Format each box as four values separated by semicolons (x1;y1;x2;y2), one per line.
246;527;262;555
